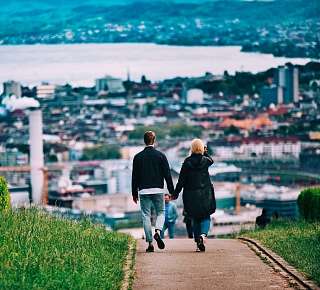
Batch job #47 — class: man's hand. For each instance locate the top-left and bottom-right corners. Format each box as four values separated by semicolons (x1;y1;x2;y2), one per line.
133;195;139;204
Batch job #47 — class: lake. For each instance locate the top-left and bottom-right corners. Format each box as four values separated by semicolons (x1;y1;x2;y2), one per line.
0;43;311;88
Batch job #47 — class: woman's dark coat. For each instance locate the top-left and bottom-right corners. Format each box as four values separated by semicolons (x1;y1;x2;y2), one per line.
173;152;216;219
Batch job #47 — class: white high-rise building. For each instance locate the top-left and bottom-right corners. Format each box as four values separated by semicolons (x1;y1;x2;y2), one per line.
3;81;22;98
274;66;299;104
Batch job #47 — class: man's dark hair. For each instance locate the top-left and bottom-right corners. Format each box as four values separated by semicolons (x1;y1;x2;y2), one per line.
144;131;156;145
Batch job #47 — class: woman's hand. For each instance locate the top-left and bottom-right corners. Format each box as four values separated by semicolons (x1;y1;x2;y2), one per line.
171;194;178;200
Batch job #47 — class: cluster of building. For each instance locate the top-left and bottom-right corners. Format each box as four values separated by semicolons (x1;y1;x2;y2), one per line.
1;64;320;168
1;63;320;234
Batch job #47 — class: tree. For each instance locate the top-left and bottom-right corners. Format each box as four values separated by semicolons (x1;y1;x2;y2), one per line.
224;125;240;136
81;145;121;161
169;124;202;138
48;155;58;163
128;126;167;140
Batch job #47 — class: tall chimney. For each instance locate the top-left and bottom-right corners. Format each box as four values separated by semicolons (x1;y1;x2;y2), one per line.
235;183;241;214
29;109;44;204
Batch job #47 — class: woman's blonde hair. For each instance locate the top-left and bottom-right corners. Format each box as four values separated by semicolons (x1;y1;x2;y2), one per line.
191;138;205;154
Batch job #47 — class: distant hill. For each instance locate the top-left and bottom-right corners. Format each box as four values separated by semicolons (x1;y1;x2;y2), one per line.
0;0;319;58
2;0;318;21
0;0;303;13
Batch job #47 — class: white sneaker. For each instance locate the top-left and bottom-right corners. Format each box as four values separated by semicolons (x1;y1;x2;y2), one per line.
201;234;207;243
197;235;206;252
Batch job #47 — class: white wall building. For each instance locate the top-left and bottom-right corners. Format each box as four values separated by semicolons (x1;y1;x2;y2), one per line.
113;167;132;194
214;146;240;160
213;137;301;160
240;137;301;159
106;77;125;93
101;160;132;194
121;146;144;160
187;88;204;104
95;78;108;92
95;76;125;93
37;83;56;99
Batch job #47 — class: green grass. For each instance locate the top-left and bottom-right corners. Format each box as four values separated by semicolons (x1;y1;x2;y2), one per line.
241;219;320;285
0;208;133;290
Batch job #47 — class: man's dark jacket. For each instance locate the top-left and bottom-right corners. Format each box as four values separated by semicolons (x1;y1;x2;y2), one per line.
131;146;174;198
174;152;216;219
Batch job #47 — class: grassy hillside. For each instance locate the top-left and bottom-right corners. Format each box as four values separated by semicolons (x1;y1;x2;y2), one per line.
0;208;133;290
241;220;320;286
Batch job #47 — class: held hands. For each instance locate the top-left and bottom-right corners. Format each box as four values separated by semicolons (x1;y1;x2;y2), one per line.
133;195;139;204
170;194;178;200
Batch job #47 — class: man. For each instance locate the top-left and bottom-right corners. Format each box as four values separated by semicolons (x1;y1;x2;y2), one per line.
132;131;175;252
161;193;178;239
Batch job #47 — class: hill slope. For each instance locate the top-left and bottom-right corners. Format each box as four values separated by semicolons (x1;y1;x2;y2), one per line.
0;209;132;289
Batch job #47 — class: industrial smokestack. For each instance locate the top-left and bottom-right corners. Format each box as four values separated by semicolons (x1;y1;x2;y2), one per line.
235;183;241;214
28;109;44;204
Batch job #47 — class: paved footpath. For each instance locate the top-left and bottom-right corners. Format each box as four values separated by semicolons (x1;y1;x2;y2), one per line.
133;239;293;290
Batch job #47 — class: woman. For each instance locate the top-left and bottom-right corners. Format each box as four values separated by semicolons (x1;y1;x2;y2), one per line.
172;139;216;252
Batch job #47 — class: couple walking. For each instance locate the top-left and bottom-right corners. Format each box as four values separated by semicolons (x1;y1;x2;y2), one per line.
132;131;216;252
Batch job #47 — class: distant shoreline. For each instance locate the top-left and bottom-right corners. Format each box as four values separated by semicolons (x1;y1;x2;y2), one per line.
1;41;317;61
0;43;313;89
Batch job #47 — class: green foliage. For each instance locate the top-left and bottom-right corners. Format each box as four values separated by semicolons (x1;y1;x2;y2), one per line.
128;124;203;140
0;176;10;210
0;208;132;289
223;125;240;136
81;144;121;161
128;125;166;140
298;188;320;220
113;219;143;231
242;219;320;285
169;124;202;138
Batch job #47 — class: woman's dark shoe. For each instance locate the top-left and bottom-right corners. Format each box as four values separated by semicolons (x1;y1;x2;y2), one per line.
154;232;165;249
197;236;206;252
146;244;154;252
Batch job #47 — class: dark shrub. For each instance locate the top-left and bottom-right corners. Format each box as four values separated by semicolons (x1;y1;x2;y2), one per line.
297;188;320;220
0;176;10;210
